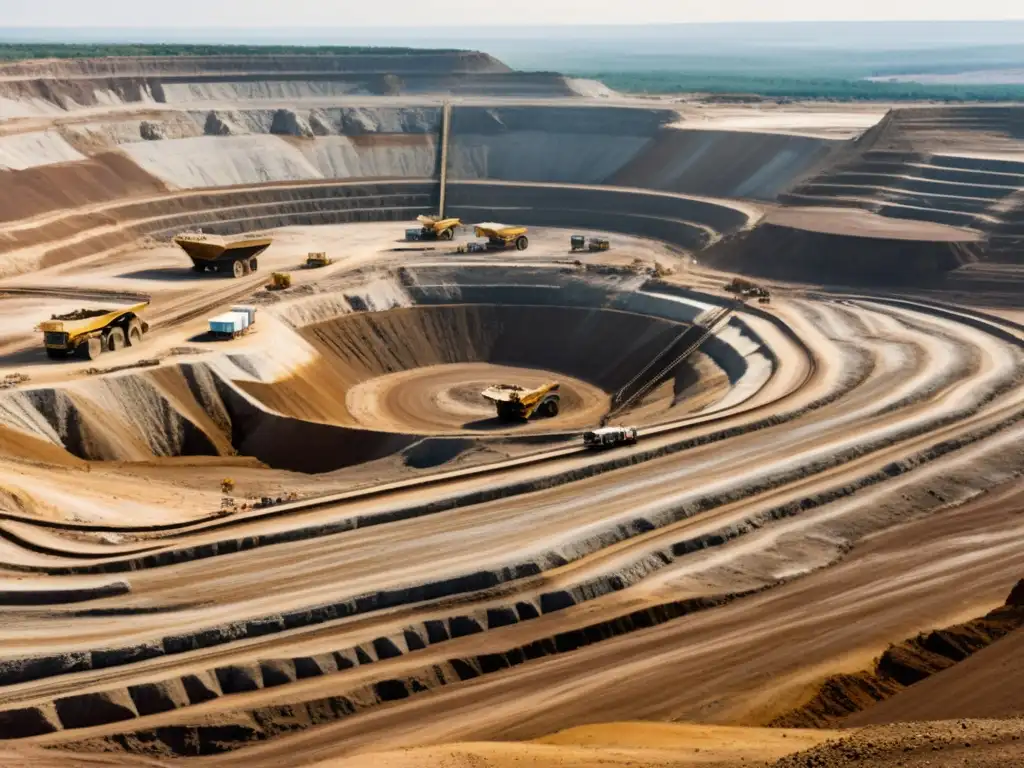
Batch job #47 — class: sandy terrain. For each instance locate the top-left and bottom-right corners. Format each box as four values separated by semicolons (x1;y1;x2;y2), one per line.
764;205;981;241
0;50;1020;768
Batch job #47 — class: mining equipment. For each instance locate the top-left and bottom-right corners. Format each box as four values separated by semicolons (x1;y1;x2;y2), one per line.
725;277;756;294
571;235;610;252
173;231;272;278
305;252;332;268
474;222;529;251
583;426;639;449
209;305;257;340
38;302;149;361
407;215;461;242
481;382;560;420
724;276;771;302
268;272;292;290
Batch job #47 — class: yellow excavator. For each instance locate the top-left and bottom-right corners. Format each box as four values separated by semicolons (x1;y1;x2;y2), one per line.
481;382;560;420
408;215;461;242
37;302;149;361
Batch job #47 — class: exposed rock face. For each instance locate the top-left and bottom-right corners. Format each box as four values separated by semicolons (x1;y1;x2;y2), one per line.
139;120;166;141
270;109;314;138
204;111;245;137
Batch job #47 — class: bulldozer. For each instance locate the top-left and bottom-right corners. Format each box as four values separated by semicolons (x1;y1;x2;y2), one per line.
37;302;149;361
268;272;292;290
474;222;529;251
304;252;332;268
407;215;461;242
481;382;560;421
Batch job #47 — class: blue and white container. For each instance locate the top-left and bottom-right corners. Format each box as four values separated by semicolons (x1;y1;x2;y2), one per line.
209;312;246;336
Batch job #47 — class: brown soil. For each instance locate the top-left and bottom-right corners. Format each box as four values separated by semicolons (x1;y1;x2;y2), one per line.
771;580;1024;728
704;222;982;285
769;718;1024;768
0;153;167;224
847;598;1024;725
765;206;981;242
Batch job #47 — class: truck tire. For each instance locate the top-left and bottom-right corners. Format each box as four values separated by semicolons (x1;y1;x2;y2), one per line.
249;257;259;272
440;227;454;241
127;318;144;346
77;336;102;361
232;260;245;279
107;327;125;352
515;235;529;251
542;398;559;418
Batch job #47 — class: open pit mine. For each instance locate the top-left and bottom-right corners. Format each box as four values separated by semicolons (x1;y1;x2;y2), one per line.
0;50;1021;768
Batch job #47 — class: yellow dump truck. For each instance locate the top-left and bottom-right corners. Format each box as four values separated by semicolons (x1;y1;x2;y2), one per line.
474;222;529;251
407;215;461;241
38;302;149;361
173;231;273;278
481;382;560;420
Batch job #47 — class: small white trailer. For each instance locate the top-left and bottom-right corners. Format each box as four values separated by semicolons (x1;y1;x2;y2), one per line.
209;305;257;339
583;426;639;449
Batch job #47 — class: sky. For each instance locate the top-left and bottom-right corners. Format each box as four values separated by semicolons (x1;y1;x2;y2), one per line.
1;0;1023;27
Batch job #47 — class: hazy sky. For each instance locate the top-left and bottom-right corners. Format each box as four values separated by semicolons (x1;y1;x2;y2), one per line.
2;0;1023;27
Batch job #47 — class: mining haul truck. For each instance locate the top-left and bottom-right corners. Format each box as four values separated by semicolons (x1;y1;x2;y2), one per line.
38;302;149;361
583;426;639;449
407;215;461;241
481;382;560;420
173;232;273;278
474;223;529;251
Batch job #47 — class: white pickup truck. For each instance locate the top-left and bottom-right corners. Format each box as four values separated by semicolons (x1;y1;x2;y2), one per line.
583;426;639;449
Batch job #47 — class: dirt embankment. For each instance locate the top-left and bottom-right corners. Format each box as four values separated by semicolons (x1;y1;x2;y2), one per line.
0;153;168;224
608;128;839;201
770;718;1024;768
0;360;428;474
447;106;835;201
0;54;578;116
0;52;510;80
704;222;982;285
771;579;1024;728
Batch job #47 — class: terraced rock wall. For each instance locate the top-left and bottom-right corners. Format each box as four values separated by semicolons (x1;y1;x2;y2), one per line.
0;53;560;116
781;106;1024;263
704;223;983;285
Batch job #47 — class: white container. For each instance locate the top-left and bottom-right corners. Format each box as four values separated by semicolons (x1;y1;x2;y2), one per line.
230;305;257;325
